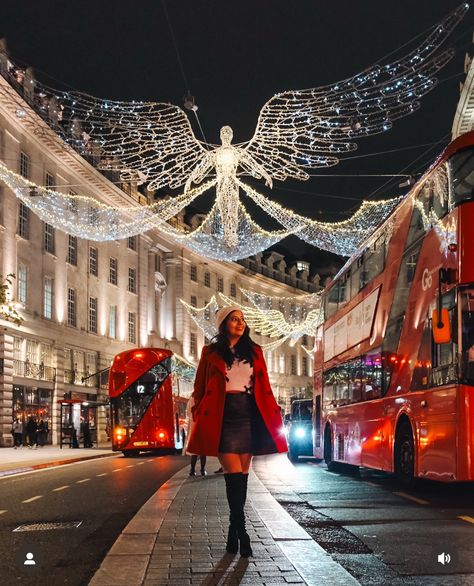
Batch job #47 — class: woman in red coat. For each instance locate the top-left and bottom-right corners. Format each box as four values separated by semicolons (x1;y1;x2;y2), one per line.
188;306;287;557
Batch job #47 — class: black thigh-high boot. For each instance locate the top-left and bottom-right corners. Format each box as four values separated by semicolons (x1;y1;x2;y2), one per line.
224;473;241;554
242;473;249;505
238;473;252;557
200;455;207;475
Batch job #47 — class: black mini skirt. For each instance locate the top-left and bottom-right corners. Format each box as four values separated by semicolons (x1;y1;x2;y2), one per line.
219;392;255;454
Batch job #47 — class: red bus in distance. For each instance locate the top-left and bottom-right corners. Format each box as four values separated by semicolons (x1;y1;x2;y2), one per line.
109;347;185;456
313;131;474;485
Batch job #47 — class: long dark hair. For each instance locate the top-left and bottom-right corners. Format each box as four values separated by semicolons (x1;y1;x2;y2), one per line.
210;317;257;368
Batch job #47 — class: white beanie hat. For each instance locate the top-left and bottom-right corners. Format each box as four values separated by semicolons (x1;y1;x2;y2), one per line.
215;306;242;330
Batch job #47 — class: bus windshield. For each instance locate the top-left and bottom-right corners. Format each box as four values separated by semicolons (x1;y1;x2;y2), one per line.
460;288;474;384
112;358;171;432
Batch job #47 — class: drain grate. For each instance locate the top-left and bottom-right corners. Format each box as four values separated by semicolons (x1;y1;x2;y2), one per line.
13;521;83;532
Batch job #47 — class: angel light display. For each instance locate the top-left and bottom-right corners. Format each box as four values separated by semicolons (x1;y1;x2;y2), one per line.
0;4;469;259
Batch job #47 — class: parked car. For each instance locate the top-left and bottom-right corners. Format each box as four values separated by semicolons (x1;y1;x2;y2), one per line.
286;399;313;462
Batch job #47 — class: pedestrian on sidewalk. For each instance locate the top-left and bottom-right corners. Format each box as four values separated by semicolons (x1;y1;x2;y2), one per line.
12;417;23;448
37;419;48;446
26;416;38;449
188;306;287;558
185;397;207;476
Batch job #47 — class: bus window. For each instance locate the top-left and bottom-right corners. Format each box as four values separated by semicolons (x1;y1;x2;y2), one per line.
450;147;474;206
431;291;457;387
460;288;474;383
347;358;363;403
411;316;432;390
364;350;383;400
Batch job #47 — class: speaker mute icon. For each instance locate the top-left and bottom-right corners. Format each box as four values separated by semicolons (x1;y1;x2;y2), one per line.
437;552;451;565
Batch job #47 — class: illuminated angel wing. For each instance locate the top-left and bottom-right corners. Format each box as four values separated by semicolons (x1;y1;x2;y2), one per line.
244;4;468;182
38;86;208;190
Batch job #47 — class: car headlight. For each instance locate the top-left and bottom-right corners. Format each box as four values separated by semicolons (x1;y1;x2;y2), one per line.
295;427;306;438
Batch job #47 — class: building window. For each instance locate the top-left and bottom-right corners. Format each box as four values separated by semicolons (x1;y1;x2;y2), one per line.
204;300;210;321
155;254;161;272
18;264;27;304
43;277;53;319
109;258;118;285
128;312;136;344
128;268;137;293
68;191;78;216
88;297;97;333
45;172;55;188
190;332;197;357
302;356;308;377
89;247;98;276
67;288;76;327
67;235;77;265
190;265;197;282
204;271;211;287
109;305;117;338
291;355;297;376
230;283;237;297
128;236;137;251
20;151;30;178
18;203;29;239
217;277;224;293
43;223;55;253
302;335;308;346
191;295;197;308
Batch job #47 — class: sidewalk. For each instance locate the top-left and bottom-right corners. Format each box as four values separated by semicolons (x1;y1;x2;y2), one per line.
90;456;360;586
0;444;114;477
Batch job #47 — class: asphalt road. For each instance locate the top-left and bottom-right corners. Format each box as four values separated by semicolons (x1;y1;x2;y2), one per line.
253;455;474;586
0;453;188;586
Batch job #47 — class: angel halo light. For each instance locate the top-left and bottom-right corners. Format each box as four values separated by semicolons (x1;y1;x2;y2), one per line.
1;3;469;259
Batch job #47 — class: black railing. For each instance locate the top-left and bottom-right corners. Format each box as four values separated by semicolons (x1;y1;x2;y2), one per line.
13;359;56;381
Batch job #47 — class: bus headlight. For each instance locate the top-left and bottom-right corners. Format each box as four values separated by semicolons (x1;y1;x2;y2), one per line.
295;427;306;438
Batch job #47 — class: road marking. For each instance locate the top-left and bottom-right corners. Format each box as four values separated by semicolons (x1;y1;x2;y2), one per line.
76;478;90;483
22;495;43;503
53;485;70;492
113;468;123;473
126;465;135;468
0;510;7;515
393;491;429;505
458;515;474;524
96;473;108;477
365;482;380;487
137;462;145;466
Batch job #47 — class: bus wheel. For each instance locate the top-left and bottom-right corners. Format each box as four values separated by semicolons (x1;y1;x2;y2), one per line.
324;426;337;471
395;421;415;487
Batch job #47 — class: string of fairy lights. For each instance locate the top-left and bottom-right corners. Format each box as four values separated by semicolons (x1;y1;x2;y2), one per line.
180;290;324;352
0;4;468;258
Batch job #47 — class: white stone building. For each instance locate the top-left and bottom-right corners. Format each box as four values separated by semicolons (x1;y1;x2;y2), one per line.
0;52;322;448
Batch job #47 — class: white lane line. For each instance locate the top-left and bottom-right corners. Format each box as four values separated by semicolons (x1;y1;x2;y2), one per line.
76;478;90;484
53;485;70;492
113;469;123;473
458;515;474;524
136;462;145;466
0;510;7;515
22;495;43;503
393;491;429;505
126;465;135;469
96;473;108;477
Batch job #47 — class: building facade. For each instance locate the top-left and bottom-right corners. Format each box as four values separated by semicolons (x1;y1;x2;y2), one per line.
0;54;323;447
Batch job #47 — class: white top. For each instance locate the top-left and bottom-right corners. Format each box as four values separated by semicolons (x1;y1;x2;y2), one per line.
225;357;254;393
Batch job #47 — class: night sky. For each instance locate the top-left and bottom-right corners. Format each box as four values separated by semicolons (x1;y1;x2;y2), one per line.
0;1;473;268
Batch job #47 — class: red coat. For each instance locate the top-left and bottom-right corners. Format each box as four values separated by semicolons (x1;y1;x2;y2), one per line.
187;344;288;457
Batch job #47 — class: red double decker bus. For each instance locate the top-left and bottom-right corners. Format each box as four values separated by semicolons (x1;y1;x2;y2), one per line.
109;348;186;456
314;131;474;485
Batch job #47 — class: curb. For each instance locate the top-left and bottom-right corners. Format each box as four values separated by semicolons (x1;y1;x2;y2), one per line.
0;453;116;479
